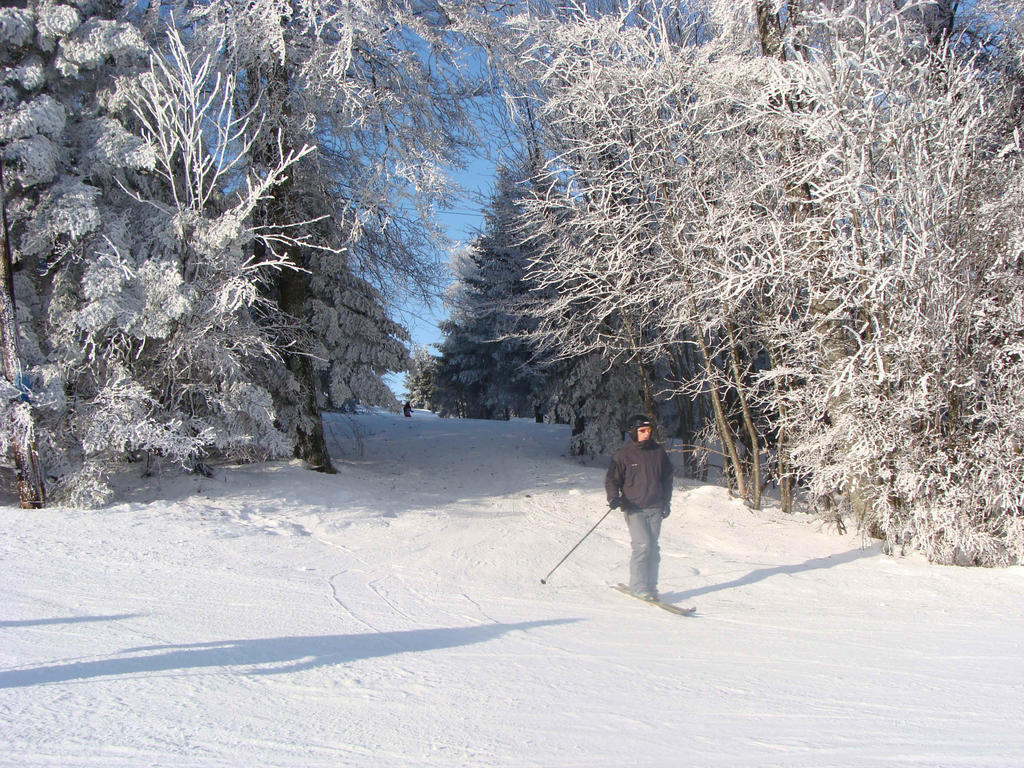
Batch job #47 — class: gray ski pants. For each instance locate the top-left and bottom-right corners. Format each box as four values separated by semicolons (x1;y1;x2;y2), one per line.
624;508;662;596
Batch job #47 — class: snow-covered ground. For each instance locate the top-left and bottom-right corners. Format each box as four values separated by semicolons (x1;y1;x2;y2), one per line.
2;410;1023;767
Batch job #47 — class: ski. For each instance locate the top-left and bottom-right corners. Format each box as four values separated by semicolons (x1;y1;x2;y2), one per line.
613;584;697;616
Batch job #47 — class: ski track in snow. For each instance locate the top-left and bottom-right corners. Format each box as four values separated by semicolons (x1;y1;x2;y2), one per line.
2;409;1024;767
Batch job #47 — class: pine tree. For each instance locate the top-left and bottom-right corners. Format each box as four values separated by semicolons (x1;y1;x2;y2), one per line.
1;5;312;504
404;345;438;410
196;0;481;469
1;1;154;504
434;160;547;420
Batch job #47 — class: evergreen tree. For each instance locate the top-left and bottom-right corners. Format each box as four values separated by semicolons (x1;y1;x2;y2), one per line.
434;159;547;420
2;1;159;504
195;0;481;470
2;4;317;504
1;1;487;503
404;345;438;410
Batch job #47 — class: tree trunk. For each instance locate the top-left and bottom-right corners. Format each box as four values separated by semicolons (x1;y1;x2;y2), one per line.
756;0;787;59
0;164;45;507
278;260;335;473
690;299;747;502
724;317;762;509
769;363;794;514
252;61;334;473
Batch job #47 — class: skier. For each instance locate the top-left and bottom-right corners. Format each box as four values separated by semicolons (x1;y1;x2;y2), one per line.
605;414;674;601
403;401;413;417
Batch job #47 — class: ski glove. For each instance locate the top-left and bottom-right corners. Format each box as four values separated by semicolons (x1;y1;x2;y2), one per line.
609;497;622;510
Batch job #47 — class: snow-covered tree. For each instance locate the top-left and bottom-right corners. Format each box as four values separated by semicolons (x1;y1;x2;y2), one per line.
493;5;761;475
1;162;45;507
434;159;548;420
2;0;491;502
191;0;484;470
747;1;1024;564
2;4;317;504
2;1;155;504
487;0;1024;562
404;345;438;410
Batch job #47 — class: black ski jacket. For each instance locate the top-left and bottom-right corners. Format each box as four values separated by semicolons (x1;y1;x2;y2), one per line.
605;439;673;511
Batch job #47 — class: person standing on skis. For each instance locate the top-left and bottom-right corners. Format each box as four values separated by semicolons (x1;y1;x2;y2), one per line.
605;414;674;601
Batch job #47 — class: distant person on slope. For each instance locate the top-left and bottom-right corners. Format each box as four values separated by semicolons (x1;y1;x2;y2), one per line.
403;401;413;417
605;414;674;601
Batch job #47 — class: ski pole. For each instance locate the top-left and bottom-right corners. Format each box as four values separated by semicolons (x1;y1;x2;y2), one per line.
540;506;615;584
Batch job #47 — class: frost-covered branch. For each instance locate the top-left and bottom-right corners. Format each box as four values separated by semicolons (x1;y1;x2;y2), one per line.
480;0;1024;561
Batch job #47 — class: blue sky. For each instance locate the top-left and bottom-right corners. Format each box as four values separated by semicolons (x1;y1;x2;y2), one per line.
384;154;497;399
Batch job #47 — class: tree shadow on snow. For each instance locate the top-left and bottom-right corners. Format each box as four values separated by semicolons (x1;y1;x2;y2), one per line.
0;619;578;689
660;546;879;604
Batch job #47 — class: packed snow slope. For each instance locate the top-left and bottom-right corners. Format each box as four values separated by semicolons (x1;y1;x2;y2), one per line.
2;410;1023;767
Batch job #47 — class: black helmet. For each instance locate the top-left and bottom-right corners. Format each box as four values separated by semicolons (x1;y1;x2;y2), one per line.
626;414;651;430
626;413;653;441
